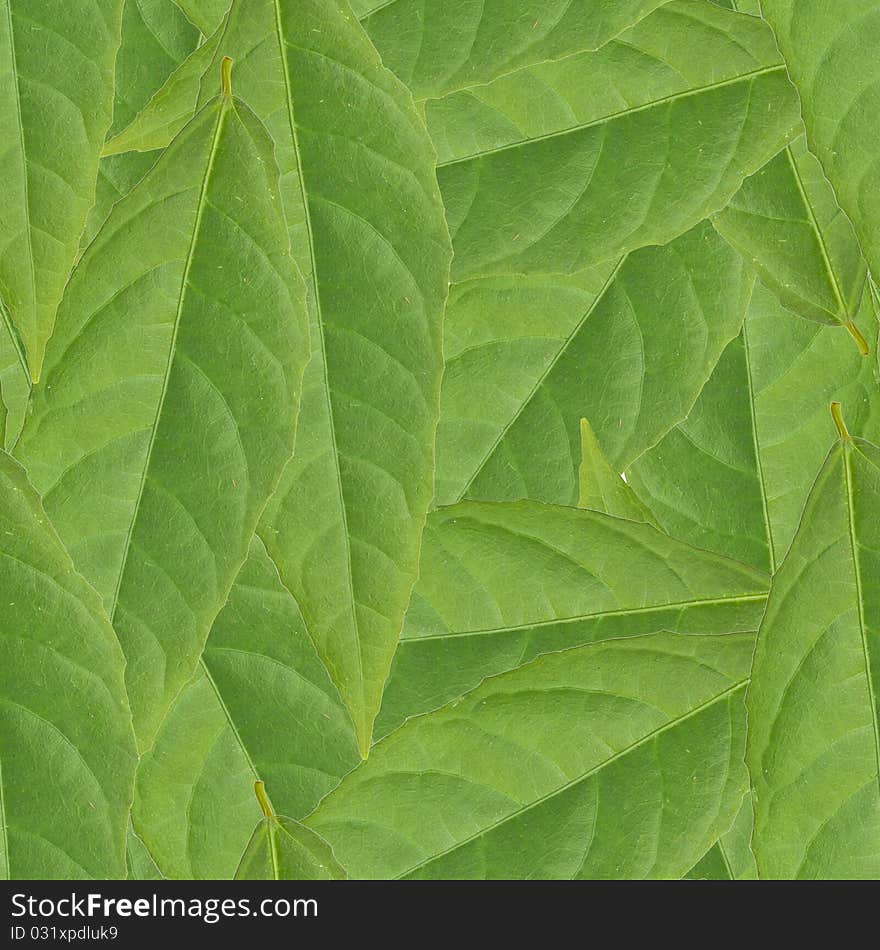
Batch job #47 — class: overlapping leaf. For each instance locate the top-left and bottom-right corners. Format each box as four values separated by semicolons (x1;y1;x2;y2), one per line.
0;0;124;382
0;452;136;879
376;500;768;737
131;537;358;879
748;420;880;878
168;0;452;756
15;86;310;749
308;631;753;880
627;281;880;571
760;1;880;282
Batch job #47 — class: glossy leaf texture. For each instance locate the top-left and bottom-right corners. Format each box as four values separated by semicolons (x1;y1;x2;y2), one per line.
748;424;880;878
0;0;124;382
627;281;880;572
376;500;769;737
308;631;753;880
14;90;310;750
0;452;136;879
760;1;880;282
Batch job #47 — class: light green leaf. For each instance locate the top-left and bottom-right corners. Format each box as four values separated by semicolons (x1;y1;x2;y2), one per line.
126;825;164;880
713;136;869;343
0;452;136;879
437;222;753;506
200;538;359;811
627;280;880;571
0;0;125;382
236;783;345;881
132;537;358;880
15;88;310;750
172;0;452;756
101;21;225;158
83;0;209;247
376;500;768;737
112;0;200;137
748;415;880;878
364;0;800;283
132;666;260;879
760;1;880;284
361;0;670;102
172;0;229;35
0;300;28;450
684;793;757;879
308;631;753;880
80;151;160;251
577;417;657;525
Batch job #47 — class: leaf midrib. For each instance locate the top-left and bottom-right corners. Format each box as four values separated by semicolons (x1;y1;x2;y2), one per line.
268;0;366;747
107;99;227;627
436;63;786;169
452;256;625;502
394;679;747;879
784;144;850;322
2;0;36;382
842;443;880;792
402;592;767;643
0;745;9;880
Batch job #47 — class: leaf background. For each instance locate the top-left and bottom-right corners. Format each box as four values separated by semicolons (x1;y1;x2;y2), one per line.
1;0;879;881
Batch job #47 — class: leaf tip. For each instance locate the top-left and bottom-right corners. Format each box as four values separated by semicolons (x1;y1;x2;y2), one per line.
830;402;851;442
221;56;234;98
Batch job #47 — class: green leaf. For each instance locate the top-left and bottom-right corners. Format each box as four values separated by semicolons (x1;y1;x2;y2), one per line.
0;452;136;879
0;0;125;382
101;20;225;158
713;136;869;344
177;0;453;755
308;631;754;880
577;417;657;525
364;0;800;283
747;416;880;879
15;88;310;750
132;667;260;879
236;816;346;880
361;0;670;101
376;499;769;737
132;537;358;880
83;0;209;247
235;783;345;880
684;794;757;879
201;538;359;811
172;0;229;35
627;280;880;572
437;222;754;506
126;825;164;880
112;0;200;137
760;1;880;285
